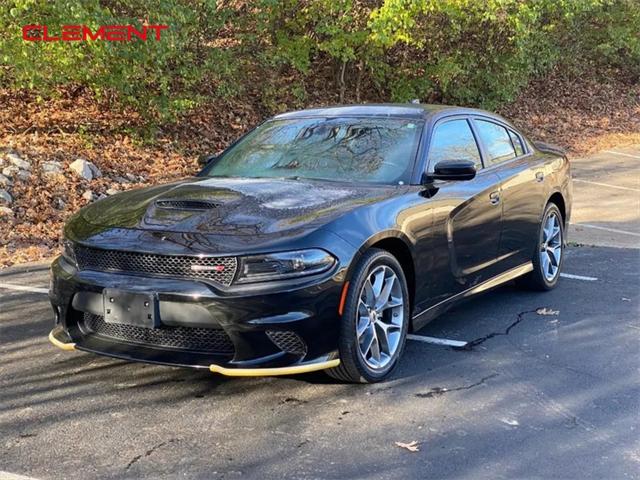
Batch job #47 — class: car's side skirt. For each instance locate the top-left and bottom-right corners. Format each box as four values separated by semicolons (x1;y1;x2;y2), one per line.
411;262;533;331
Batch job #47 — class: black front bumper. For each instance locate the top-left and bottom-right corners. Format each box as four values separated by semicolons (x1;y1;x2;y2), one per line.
49;256;344;373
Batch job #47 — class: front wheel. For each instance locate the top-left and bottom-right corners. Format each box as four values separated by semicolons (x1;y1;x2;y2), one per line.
327;249;410;383
518;202;564;291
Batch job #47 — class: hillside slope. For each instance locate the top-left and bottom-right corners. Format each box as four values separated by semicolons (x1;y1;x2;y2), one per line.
0;69;638;268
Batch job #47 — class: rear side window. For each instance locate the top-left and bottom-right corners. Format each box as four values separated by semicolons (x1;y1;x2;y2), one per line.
508;130;525;156
475;120;516;164
428;119;482;171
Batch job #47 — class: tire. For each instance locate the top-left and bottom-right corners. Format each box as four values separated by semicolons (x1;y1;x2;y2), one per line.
327;248;410;383
517;202;564;291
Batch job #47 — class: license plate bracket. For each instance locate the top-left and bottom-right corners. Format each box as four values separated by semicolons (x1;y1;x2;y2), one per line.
103;288;159;328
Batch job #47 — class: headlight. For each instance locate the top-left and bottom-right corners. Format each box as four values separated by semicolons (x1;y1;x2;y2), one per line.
61;240;77;266
235;249;336;284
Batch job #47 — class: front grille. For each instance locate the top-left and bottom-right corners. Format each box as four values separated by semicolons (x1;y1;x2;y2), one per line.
82;313;234;354
266;330;307;356
75;246;237;286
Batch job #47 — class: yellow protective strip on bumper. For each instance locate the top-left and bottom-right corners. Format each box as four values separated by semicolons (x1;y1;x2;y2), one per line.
48;329;76;351
209;359;340;377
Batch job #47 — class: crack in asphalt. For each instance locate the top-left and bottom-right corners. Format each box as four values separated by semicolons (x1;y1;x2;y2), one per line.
415;374;499;398
125;438;178;471
455;308;546;351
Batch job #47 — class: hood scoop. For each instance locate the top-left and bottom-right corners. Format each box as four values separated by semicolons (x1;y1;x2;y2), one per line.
154;199;221;210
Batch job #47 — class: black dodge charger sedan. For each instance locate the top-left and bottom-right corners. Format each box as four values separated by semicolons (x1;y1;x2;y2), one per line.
49;104;572;383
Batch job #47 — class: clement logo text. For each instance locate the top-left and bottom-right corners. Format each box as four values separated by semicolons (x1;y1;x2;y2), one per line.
22;25;169;42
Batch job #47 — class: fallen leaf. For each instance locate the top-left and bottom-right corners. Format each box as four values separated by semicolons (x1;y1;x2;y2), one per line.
536;307;559;316
395;441;420;452
500;418;519;426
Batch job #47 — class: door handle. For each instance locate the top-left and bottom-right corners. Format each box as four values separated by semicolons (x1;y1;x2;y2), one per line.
535;171;544;182
489;191;500;205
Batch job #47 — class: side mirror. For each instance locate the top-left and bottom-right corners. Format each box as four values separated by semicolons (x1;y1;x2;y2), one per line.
197;154;217;167
425;160;476;182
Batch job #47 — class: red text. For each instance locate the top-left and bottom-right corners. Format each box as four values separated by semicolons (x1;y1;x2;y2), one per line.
22;25;169;42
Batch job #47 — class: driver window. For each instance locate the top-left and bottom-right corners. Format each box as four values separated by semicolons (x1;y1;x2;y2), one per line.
428;119;482;172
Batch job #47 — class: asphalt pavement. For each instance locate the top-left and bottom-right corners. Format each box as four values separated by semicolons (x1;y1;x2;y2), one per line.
569;146;640;248
0;147;638;480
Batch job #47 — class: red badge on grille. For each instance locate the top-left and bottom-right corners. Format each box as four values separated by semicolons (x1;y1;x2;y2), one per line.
190;265;225;272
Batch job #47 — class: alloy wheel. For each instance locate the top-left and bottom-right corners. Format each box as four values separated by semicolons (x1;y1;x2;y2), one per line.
539;211;562;281
356;265;405;370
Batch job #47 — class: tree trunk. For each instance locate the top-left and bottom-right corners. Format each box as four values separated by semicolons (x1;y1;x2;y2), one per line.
338;60;347;103
355;60;363;102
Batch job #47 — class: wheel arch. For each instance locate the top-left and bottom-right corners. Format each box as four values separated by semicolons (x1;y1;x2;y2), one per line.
347;232;416;316
547;191;567;227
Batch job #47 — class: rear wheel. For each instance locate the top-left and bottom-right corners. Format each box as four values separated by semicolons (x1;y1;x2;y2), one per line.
517;202;564;290
327;249;409;383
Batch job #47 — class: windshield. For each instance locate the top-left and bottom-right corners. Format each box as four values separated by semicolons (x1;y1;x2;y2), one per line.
202;117;423;184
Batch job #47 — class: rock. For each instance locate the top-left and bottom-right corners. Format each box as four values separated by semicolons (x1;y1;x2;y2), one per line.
0;189;12;204
69;158;101;180
124;173;137;182
53;198;66;210
7;152;30;170
0;206;13;216
41;161;63;176
0;173;12;187
2;166;19;178
88;162;102;178
16;170;31;181
82;190;95;201
113;175;130;184
106;188;119;196
3;165;30;181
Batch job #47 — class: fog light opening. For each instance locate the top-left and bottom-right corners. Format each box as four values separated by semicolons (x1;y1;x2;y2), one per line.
266;330;308;357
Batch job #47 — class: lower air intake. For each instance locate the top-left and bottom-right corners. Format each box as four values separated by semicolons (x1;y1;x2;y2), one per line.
82;313;234;354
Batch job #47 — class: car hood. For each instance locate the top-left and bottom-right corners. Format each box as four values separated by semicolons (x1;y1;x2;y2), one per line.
75;176;399;240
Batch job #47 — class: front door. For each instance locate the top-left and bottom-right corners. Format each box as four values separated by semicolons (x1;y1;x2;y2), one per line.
419;117;503;309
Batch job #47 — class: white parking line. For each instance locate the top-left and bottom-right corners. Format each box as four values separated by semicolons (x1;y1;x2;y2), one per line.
407;334;468;348
603;150;640;159
573;178;640;192
560;273;598;281
0;283;49;294
574;223;640;237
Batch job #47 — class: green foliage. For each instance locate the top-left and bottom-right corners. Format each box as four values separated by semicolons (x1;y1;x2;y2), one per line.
367;0;637;107
0;0;237;120
0;0;636;120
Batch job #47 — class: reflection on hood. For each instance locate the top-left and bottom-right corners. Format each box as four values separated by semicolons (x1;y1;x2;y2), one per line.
77;176;398;237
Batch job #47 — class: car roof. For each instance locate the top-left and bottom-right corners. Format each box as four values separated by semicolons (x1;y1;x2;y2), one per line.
272;103;504;122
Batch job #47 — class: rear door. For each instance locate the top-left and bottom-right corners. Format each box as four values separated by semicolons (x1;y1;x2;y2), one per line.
472;118;545;270
421;117;503;308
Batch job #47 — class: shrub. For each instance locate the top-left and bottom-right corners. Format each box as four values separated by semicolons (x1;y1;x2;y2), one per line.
0;0;636;119
0;0;237;120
